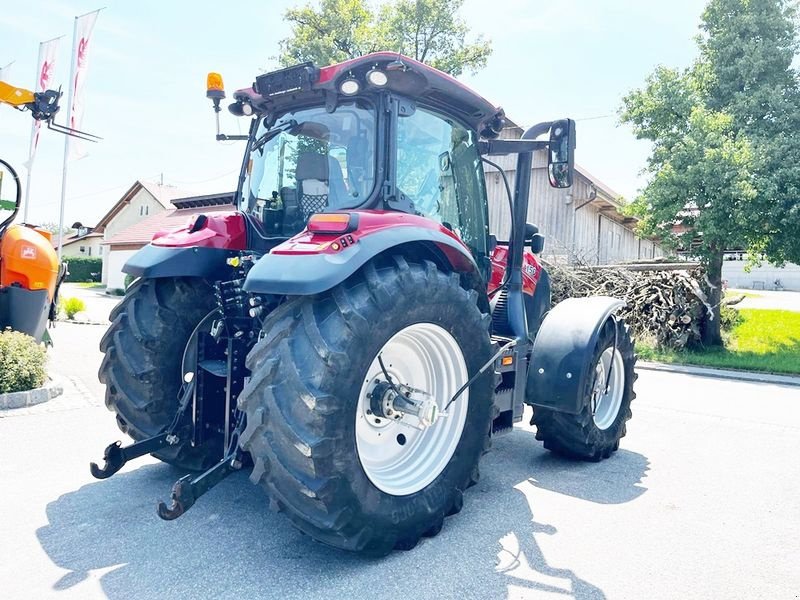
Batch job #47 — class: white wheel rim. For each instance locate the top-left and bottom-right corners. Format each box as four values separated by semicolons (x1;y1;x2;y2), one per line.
355;323;469;496
591;346;625;430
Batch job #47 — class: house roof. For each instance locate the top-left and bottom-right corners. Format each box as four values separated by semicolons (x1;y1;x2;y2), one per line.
95;180;194;230
105;192;236;247
52;231;103;249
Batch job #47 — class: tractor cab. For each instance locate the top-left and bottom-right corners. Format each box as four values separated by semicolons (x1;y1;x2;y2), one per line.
210;54;508;259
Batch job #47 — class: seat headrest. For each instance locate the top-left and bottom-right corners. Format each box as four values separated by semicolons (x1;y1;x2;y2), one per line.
296;153;329;181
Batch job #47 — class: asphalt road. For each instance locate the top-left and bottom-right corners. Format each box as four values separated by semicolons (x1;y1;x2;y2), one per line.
1;323;799;600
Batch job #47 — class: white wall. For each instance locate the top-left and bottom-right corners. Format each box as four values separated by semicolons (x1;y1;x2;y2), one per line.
723;259;800;291
103;189;165;241
62;237;104;258
105;249;137;290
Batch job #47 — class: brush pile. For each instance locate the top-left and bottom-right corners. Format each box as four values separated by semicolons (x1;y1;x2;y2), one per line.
547;261;713;349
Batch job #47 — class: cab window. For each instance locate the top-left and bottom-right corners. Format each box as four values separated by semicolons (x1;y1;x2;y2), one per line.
396;107;489;257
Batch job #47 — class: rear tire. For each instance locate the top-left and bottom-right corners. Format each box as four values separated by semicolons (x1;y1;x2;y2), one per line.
532;319;636;461
98;277;221;471
239;256;494;555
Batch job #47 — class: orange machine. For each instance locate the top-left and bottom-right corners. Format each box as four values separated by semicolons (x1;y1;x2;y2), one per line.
0;160;62;342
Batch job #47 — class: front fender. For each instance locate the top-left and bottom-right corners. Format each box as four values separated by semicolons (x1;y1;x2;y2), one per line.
526;296;625;414
243;224;479;296
123;245;239;279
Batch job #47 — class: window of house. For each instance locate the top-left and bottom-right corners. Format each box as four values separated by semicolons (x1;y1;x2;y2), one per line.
79;246;86;253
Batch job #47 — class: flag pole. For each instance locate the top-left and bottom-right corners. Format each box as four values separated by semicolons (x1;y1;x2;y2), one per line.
24;36;62;224
57;16;78;262
57;8;103;261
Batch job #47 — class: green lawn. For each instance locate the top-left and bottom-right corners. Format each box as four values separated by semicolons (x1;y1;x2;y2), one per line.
637;308;800;375
724;289;763;299
74;282;105;289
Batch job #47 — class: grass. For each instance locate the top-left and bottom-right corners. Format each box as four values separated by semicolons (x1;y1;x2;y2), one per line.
74;282;105;289
724;288;763;299
637;308;800;375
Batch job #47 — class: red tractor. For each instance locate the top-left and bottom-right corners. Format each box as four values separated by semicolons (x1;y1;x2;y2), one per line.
91;53;635;555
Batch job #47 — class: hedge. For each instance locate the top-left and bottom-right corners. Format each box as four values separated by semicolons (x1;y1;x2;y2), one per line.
0;329;47;394
64;257;102;282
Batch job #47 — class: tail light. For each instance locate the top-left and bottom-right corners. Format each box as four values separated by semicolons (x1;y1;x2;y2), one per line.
307;213;358;234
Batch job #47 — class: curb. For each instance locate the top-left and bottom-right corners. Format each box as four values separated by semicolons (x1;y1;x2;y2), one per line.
55;318;108;326
0;376;64;410
637;361;800;387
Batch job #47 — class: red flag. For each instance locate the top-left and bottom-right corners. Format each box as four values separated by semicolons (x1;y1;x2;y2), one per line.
67;10;100;161
27;37;61;165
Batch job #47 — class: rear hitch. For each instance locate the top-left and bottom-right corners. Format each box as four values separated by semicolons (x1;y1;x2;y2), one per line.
89;373;195;479
157;453;241;520
89;433;172;479
156;413;247;521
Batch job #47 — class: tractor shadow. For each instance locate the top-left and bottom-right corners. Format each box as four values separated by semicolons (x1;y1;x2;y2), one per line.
36;425;648;600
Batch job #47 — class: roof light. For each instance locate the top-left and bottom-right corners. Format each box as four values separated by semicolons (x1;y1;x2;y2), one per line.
206;72;225;99
339;78;360;96
307;213;358;234
366;69;388;87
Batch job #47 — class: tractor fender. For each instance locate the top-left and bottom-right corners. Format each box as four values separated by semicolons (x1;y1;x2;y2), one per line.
123;245;239;280
526;296;624;414
243;225;480;296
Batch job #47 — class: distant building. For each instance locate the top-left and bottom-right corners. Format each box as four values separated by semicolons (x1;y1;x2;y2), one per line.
487;125;664;265
54;223;104;258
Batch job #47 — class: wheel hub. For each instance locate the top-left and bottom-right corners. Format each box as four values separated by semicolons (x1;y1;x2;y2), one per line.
355;323;469;496
590;346;625;430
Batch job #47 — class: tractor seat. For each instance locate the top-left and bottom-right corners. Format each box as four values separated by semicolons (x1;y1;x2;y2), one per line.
295;152;348;221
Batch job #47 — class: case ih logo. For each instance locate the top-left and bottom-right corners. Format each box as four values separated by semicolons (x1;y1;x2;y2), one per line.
21;246;37;259
77;38;89;68
39;60;52;90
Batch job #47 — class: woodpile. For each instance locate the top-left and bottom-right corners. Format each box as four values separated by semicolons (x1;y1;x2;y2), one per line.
547;261;713;349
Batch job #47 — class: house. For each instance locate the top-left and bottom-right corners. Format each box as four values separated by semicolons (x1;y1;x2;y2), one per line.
94;180;192;286
103;191;235;290
487;125;664;264
54;223;104;258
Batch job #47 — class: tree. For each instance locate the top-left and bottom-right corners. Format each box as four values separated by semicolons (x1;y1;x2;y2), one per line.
698;0;800;266
621;0;800;346
280;0;491;76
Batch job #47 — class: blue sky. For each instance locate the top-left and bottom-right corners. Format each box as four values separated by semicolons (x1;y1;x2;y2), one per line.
0;0;708;226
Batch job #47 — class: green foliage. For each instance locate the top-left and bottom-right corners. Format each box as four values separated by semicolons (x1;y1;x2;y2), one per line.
720;305;743;331
0;329;47;394
60;297;86;320
123;274;135;290
64;256;102;282
620;0;800;344
280;0;491;76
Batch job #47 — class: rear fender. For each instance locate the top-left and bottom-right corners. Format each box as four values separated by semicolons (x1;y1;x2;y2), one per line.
243;212;480;295
526;296;624;414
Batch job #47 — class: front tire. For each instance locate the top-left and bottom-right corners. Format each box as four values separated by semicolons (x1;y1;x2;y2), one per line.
532;318;636;461
238;256;494;555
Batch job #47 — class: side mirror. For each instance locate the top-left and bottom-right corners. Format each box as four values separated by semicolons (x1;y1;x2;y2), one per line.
530;233;545;255
548;119;576;189
0;159;21;237
524;222;539;241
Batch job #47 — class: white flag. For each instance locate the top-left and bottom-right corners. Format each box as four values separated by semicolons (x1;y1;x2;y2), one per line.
67;10;100;161
28;38;61;166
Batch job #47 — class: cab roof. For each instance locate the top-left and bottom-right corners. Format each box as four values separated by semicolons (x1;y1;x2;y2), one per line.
232;52;506;139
